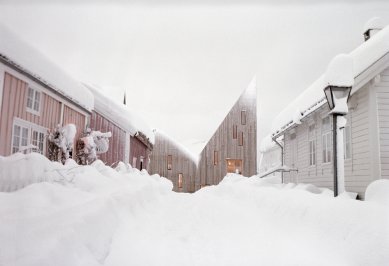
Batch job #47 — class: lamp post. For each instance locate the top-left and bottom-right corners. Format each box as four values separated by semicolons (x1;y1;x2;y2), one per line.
323;85;351;197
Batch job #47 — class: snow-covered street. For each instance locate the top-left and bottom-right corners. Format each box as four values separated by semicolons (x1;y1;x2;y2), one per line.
1;153;388;266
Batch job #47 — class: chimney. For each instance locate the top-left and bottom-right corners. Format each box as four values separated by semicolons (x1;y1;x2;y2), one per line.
363;17;384;41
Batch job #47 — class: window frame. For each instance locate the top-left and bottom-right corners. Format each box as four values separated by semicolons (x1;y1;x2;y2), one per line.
11;118;46;155
26;86;42;116
241;110;247;125
238;131;244;146
321;117;332;164
232;125;237;139
343;125;352;160
178;173;183;189
167;155;172;170
308;124;316;166
213;150;218;165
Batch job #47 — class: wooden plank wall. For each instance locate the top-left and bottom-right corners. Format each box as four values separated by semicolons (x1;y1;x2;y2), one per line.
282;84;371;197
196;86;257;190
0;72;62;155
376;68;389;180
130;136;150;171
149;133;197;192
90;111;126;167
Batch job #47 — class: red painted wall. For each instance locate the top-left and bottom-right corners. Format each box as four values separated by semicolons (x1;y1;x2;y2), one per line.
130;136;150;170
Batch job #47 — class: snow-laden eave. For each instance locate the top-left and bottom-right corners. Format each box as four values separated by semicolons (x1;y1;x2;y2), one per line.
270;24;389;140
0;55;93;113
154;129;200;167
84;83;155;145
0;25;94;112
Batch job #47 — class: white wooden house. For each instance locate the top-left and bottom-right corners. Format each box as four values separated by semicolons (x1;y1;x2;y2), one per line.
261;19;389;199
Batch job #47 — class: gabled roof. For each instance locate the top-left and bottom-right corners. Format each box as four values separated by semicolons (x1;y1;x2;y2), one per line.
270;24;389;139
0;24;94;112
85;83;155;145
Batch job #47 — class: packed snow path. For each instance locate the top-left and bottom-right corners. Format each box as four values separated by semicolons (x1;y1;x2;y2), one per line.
0;153;388;266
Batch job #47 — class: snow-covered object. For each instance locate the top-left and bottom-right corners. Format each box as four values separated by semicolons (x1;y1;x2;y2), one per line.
0;154;388;265
48;124;77;160
363;17;384;34
271;23;389;137
0;25;94;111
85;83;155;144
79;130;112;163
154;129;200;166
365;179;389;207
324;54;354;88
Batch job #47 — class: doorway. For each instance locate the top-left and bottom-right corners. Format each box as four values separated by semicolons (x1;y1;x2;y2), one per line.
226;159;243;174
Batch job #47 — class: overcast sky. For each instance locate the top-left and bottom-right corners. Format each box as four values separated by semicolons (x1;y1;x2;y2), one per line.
0;1;388;155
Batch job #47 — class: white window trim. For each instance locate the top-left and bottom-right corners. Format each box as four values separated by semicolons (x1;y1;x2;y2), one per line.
322;117;332;164
26;85;42;116
308;124;316;167
11;117;47;155
344;125;352;161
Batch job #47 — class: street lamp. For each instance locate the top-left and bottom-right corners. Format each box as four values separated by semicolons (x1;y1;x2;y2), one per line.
323;54;353;197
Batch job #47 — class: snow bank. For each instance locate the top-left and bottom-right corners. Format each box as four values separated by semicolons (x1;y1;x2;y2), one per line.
0;24;94;111
270;22;389;137
85;83;155;144
1;154;388;266
365;179;389;207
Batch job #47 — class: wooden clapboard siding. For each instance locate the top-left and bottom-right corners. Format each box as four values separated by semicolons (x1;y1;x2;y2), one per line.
130;136;150;171
149;133;197;192
376;68;389;180
90;111;126;167
282;84;371;197
196;83;257;189
62;105;86;142
0;72;62;155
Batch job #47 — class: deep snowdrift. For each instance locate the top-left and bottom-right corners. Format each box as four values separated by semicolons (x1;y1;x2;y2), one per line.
0;153;388;266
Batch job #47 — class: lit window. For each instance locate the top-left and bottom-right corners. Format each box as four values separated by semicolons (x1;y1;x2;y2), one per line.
178;173;183;188
213;150;218;165
233;125;237;139
308;124;316;166
167;155;172;170
26;87;41;114
344;125;351;159
322;117;332;163
241;110;247;125
238;132;243;146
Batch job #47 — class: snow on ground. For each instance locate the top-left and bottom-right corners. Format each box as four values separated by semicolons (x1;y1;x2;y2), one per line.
0;153;388;266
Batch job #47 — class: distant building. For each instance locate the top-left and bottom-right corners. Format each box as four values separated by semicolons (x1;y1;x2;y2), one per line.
149;130;197;192
196;78;257;189
261;19;389;198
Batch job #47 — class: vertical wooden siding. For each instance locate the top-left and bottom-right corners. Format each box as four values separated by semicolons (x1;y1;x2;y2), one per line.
0;72;62;155
149;133;197;192
90;111;126;166
196;86;257;190
62;105;86;141
130;136;150;170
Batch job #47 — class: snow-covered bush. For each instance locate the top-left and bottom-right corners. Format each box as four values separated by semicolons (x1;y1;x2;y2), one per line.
77;129;112;165
47;124;77;164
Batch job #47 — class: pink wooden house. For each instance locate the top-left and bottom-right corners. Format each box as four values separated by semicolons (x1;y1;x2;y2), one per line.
0;25;93;158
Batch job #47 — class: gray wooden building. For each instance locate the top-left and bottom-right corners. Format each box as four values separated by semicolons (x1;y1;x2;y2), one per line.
196;78;257;189
262;21;389;199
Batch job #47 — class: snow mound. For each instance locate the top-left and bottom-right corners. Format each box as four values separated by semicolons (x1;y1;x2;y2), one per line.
365;179;389;207
363;17;384;33
324;54;354;88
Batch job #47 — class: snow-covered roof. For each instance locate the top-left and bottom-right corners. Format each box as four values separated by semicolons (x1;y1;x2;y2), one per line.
154;129;200;166
271;22;389;138
0;24;94;111
85;83;155;144
363;17;384;33
259;134;282;153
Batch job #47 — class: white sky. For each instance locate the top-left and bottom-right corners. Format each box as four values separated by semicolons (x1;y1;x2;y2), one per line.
0;1;388;155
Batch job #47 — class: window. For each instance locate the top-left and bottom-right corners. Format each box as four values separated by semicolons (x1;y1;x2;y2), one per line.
132;157;137;168
308;124;316;166
213;150;218;165
226;159;242;174
344;125;351;159
178;173;183;188
233;125;237;139
238;132;243;146
241;110;247;125
12;118;46;154
322;117;332;163
167;155;172;170
26;87;41;114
